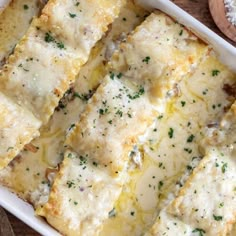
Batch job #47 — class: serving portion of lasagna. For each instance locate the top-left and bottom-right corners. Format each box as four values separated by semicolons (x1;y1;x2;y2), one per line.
0;0;235;235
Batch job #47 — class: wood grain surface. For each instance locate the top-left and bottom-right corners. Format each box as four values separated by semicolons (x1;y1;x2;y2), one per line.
0;207;15;236
209;0;236;42
4;0;236;236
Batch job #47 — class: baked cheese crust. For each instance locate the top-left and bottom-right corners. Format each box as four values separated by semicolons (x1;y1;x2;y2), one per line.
0;0;148;205
0;92;41;169
67;12;208;173
0;0;125;169
0;0;44;66
147;104;236;236
38;12;208;236
0;0;126;123
38;150;124;236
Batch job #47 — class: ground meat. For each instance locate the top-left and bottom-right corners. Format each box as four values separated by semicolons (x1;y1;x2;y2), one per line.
223;82;236;98
55;87;95;111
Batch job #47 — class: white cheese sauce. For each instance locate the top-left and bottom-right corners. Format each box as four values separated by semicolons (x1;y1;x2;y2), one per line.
0;1;236;235
0;0;44;66
0;0;149;207
100;54;236;235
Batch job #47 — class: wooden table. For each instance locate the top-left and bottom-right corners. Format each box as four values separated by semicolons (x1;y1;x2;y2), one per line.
5;0;236;235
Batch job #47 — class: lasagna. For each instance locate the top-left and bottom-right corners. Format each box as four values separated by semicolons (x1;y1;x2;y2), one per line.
0;1;235;236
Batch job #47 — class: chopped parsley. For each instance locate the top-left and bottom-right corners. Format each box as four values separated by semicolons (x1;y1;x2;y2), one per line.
127;86;145;100
212;69;220;76
187;134;195;143
67;180;75;188
93;161;98;167
158;181;164;190
168;128;174;138
116;109;123;117
108;208;116;218
186;165;193;171
109;72;115;80
44;32;55;43
109;72;123;80
67;153;73;158
213;214;223;221
69;13;77;18
130;211;135;216
79;155;87;165
99;108;108;115
179;29;183;36
57;42;65;49
181;101;186;107
142;56;151;64
23;4;29;10
44;32;65;49
184;148;192;154
221;162;227;173
202;89;208;95
74;91;92;101
219;202;224;208
69;123;75;131
117;72;123;79
192;228;206;236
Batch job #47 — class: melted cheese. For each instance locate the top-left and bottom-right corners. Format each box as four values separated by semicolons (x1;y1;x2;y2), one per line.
0;0;125;124
66;76;157;174
147;89;236;236
0;92;41;169
110;12;208;107
148;105;236;236
0;0;124;169
168;148;236;235
102;54;236;235
146;211;193;236
38;12;207;236
41;0;123;54
37;150;123;236
0;0;148;205
1;3;236;235
0;0;44;66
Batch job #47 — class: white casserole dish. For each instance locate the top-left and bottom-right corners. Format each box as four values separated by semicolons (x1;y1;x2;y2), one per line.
0;0;236;235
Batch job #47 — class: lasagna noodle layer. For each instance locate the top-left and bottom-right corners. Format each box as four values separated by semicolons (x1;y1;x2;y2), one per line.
0;0;148;206
100;53;236;235
0;92;41;169
0;0;125;169
66;12;208;173
38;12;208;236
37;75;157;236
147;104;236;236
0;0;45;66
0;0;125;123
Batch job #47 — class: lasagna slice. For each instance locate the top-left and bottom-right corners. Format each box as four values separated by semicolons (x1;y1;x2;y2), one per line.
37;75;157;235
37;150;125;236
148;104;236;236
66;12;208;173
0;0;44;66
0;0;125;124
38;12;208;235
0;0;148;204
146;211;194;236
0;92;41;169
0;0;124;169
